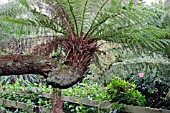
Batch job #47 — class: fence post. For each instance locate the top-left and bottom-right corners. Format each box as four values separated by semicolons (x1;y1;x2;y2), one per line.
51;88;64;113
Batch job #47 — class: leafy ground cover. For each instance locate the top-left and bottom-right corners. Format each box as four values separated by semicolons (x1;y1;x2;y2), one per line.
0;77;147;113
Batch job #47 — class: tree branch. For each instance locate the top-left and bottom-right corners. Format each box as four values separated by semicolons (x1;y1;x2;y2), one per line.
0;54;83;88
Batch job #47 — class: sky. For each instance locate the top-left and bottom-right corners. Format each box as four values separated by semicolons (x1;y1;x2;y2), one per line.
0;0;8;4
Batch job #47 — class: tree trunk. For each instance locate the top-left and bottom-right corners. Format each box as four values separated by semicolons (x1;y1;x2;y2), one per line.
51;88;64;113
0;54;83;88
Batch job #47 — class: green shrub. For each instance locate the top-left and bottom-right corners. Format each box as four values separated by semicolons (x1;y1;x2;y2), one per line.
106;77;146;106
126;72;170;109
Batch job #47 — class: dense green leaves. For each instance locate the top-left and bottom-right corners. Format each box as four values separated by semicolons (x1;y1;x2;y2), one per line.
106;77;146;106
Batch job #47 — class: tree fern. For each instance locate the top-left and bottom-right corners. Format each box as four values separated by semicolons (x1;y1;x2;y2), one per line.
0;0;170;86
1;0;169;47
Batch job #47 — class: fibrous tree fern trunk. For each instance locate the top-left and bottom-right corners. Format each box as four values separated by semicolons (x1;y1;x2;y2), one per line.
0;0;98;88
0;54;85;88
51;88;64;113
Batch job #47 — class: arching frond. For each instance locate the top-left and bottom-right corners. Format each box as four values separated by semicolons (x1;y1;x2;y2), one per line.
1;0;170;63
0;0;28;17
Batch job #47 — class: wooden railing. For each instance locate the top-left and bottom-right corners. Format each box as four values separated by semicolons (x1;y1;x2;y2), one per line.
0;90;170;113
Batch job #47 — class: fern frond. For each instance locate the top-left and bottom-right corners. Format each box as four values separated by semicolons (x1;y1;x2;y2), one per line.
0;35;58;54
80;0;89;35
84;0;110;38
104;53;170;81
1;0;170;59
91;1;170;54
0;1;28;17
